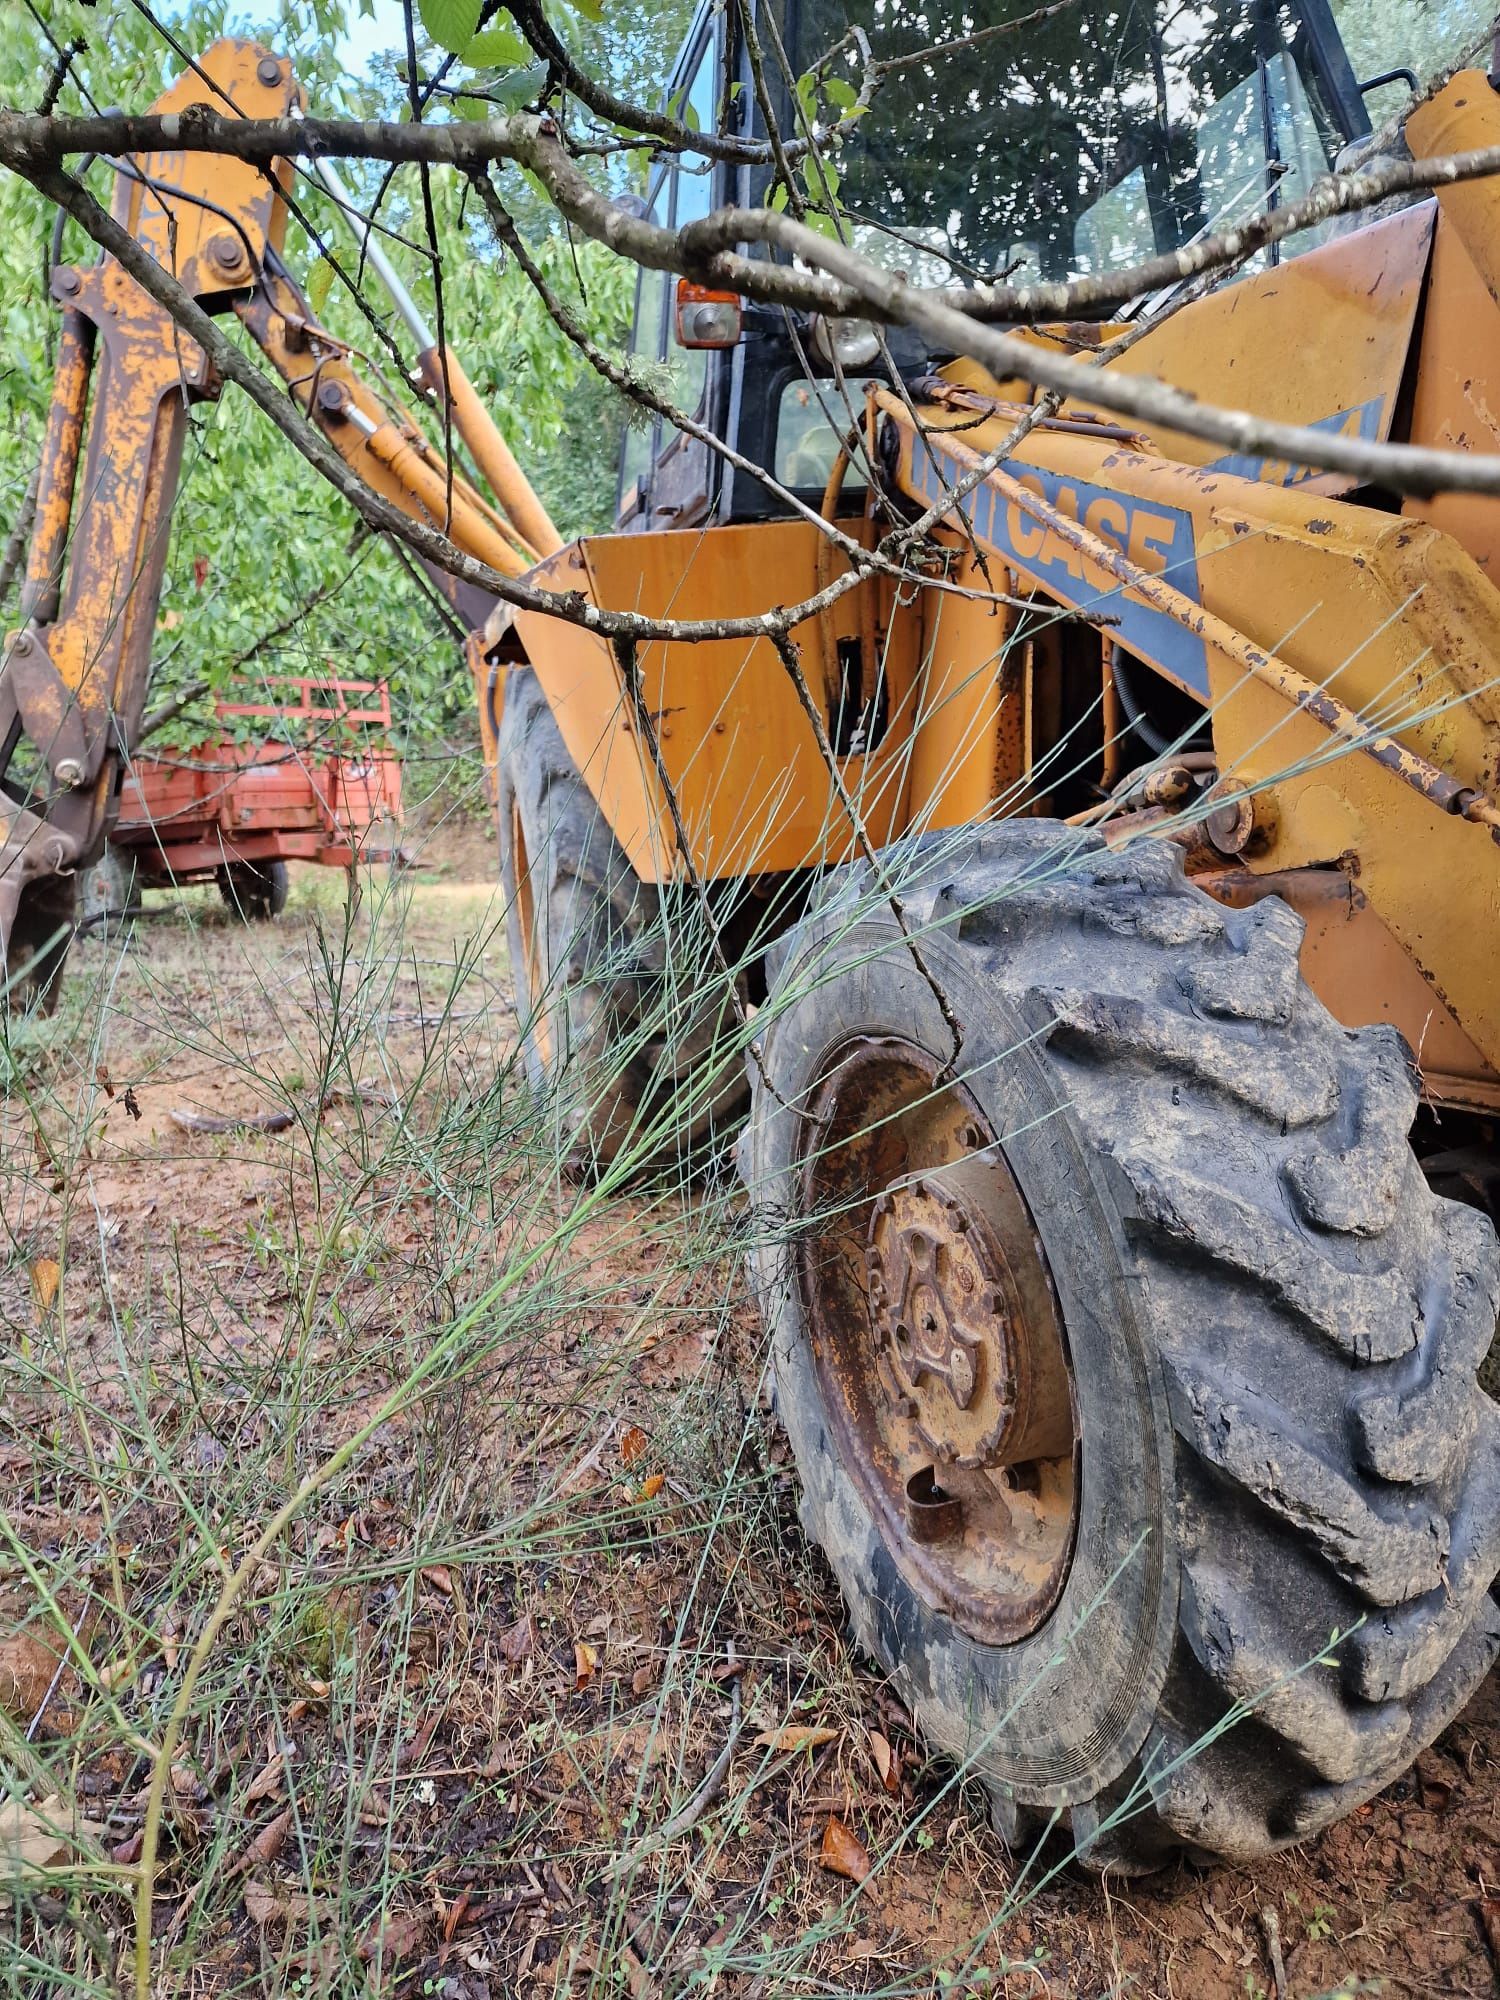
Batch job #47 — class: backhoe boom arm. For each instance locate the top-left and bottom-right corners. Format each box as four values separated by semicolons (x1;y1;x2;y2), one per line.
0;37;547;1001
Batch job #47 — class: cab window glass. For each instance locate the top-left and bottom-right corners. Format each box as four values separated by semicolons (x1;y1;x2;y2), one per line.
793;0;1351;282
1333;0;1496;119
619;178;668;505
1196;53;1338;261
1074;169;1152;274
775;379;879;490
666;40;717;419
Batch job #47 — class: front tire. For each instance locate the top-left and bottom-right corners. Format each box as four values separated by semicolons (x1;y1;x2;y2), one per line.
744;820;1500;1868
496;667;746;1169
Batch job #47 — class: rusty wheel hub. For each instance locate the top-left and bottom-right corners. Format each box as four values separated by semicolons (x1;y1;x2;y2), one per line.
867;1160;1073;1476
799;1038;1080;1643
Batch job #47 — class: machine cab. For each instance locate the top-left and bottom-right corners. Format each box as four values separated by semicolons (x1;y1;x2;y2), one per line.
615;0;1498;535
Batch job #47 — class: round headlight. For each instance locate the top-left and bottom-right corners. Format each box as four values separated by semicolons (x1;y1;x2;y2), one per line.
809;313;882;370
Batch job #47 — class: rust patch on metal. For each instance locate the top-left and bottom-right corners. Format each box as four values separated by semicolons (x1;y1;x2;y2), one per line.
797;1037;1079;1644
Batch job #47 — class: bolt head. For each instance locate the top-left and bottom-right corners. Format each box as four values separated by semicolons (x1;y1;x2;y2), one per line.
54;268;81;297
55;758;85;788
257;55;282;86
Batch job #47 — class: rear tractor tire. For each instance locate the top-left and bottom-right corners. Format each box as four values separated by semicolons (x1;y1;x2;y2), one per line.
497;667;747;1170
217;858;288;923
3;871;76;1015
744;819;1500;1869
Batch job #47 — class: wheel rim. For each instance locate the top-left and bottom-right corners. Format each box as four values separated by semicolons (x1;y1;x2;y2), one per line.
509;797;551;1068
797;1037;1080;1643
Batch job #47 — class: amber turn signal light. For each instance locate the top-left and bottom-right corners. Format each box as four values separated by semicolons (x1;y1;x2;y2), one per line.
674;280;742;349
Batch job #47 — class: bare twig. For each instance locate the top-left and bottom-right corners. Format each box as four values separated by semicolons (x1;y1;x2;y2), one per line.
13;104;1500;498
603;1642;742;1880
0;463;41;604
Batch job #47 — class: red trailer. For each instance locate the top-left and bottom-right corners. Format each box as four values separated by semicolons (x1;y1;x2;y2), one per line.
109;678;404;919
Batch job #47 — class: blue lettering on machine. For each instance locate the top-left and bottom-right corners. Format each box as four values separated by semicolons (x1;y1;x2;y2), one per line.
916;448;1211;700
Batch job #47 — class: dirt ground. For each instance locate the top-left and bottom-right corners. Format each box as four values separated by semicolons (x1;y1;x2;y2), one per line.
1;824;1497;1999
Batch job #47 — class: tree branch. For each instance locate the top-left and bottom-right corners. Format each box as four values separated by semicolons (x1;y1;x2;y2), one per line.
7;102;1500;327
17;157;891;646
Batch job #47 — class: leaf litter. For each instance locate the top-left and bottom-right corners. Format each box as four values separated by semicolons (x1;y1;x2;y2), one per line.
0;843;1494;1995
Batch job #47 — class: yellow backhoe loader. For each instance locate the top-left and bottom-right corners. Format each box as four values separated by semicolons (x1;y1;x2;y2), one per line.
4;0;1500;1873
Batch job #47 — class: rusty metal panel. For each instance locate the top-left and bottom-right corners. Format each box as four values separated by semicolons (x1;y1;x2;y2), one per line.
121;40;296;271
1400;213;1500;583
886;398;1500;1080
903;559;1022;832
512;521;922;882
1407;69;1500;308
1089;205;1434;496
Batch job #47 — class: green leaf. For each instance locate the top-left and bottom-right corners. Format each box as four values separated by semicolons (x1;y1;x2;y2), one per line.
488;60;548;111
823;77;857;113
566;0;604;19
767;181;790;212
464;23;528;68
418;0;483;56
306;256;334;316
801;154;841;204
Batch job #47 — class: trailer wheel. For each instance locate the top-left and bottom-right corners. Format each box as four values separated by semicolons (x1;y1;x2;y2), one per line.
4;872;75;1015
497;667;746;1169
78;846;141;939
217;859;289;922
744;819;1500;1869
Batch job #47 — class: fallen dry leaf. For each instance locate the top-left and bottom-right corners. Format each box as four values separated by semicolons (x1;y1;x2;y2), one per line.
95;1654;137;1693
246;1808;291;1868
619;1425;649;1468
574;1640;599;1691
1;1796;107;1890
1479;1897;1500;1970
421;1564;453;1597
631;1661;657;1698
112;1829;144;1865
358;1907;426;1963
1415;1754;1455;1813
636;1473;665;1502
243;1877;309;1929
498;1612;534;1664
754;1724;840;1755
29;1259;60;1315
867;1729;899;1794
819;1814;871;1884
243;1753;285;1804
0;1624;67;1723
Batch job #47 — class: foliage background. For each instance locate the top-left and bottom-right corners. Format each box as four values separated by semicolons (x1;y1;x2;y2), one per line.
0;0;690;753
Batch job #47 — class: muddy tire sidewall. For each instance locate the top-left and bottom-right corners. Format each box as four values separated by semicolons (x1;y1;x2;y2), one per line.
750;916;1179;1808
